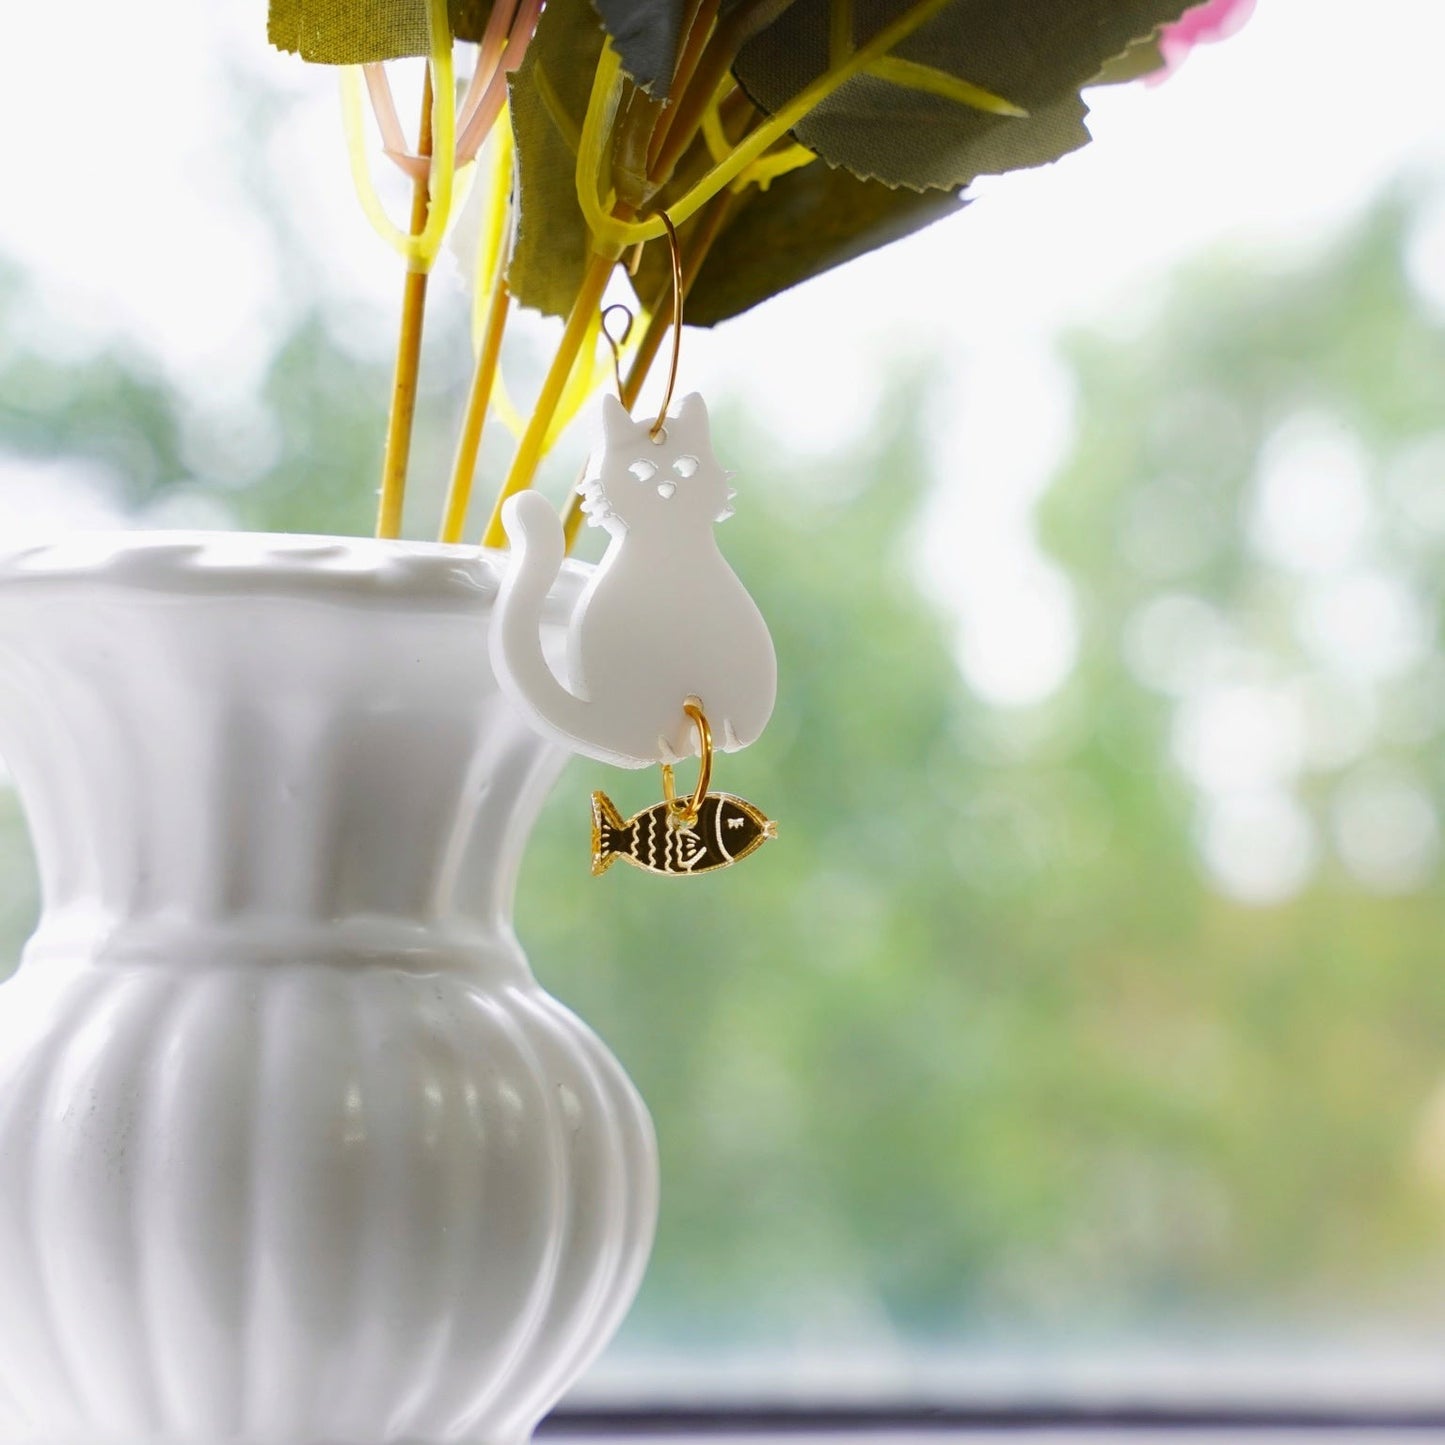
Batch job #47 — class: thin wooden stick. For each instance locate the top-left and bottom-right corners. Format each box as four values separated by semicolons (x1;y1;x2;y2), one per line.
376;70;435;540
480;251;616;548
440;260;512;543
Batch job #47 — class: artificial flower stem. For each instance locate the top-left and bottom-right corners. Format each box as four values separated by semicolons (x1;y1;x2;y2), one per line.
454;0;519;141
454;0;544;165
645;0;719;176
648;40;734;184
440;263;512;544
648;0;779;183
363;64;409;159
376;69;435;540
481;250;616;548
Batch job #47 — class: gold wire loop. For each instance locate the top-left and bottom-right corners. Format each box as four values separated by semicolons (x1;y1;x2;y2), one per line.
600;303;635;399
661;696;712;824
650;211;684;441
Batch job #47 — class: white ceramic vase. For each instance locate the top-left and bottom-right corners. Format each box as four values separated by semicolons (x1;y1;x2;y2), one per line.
0;533;658;1445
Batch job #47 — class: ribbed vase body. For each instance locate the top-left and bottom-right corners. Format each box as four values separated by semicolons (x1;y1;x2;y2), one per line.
0;534;658;1445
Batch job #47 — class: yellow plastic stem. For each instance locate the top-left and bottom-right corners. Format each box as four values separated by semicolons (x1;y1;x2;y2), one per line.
737;140;816;190
376;71;436;540
490;372;529;441
700;79;733;162
481;137;614;453
549;311;606;445
340;0;457;272
489;307;605;448
481;251;616;548
702;86;815;189
576;46;631;255
866;54;1028;116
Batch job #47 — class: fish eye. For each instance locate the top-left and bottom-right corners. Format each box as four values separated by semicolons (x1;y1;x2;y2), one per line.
629;459;658;483
674;455;699;479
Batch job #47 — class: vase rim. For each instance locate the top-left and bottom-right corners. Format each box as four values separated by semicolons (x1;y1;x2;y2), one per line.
0;529;592;616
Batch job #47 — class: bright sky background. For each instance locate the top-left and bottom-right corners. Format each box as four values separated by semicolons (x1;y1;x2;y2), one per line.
0;0;1442;721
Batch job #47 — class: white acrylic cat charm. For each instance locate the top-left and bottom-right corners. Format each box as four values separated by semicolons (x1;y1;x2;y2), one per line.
492;392;777;768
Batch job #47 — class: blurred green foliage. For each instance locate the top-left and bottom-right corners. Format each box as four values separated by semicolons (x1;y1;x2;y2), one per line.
3;188;1445;1365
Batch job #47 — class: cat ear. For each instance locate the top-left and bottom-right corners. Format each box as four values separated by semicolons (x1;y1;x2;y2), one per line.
674;392;709;433
601;392;635;448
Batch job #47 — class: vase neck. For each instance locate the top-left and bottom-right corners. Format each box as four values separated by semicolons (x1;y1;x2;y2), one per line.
0;535;582;970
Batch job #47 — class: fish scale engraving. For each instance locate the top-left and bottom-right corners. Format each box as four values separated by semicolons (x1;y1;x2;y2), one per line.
591;791;778;878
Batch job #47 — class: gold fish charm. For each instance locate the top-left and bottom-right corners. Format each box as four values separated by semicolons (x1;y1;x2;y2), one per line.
591;791;777;877
589;695;776;878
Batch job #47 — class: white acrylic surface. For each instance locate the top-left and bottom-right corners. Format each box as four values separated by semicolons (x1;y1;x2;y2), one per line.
0;533;659;1445
492;394;778;768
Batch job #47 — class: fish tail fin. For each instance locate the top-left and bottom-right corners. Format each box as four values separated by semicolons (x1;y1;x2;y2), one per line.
591;791;628;876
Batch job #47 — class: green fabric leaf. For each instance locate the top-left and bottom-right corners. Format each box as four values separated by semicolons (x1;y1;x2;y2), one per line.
507;0;608;316
1090;31;1166;84
732;0;1195;192
449;0;496;42
636;162;966;326
590;0;690;96
268;0;494;63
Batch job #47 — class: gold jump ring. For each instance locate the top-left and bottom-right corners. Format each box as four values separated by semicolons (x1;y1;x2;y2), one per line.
661;696;712;824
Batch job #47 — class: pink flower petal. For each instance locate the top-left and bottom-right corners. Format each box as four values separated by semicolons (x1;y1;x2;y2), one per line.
1169;0;1257;45
1148;0;1255;81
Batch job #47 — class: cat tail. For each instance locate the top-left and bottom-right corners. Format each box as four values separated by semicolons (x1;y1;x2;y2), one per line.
590;791;628;876
491;491;595;750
